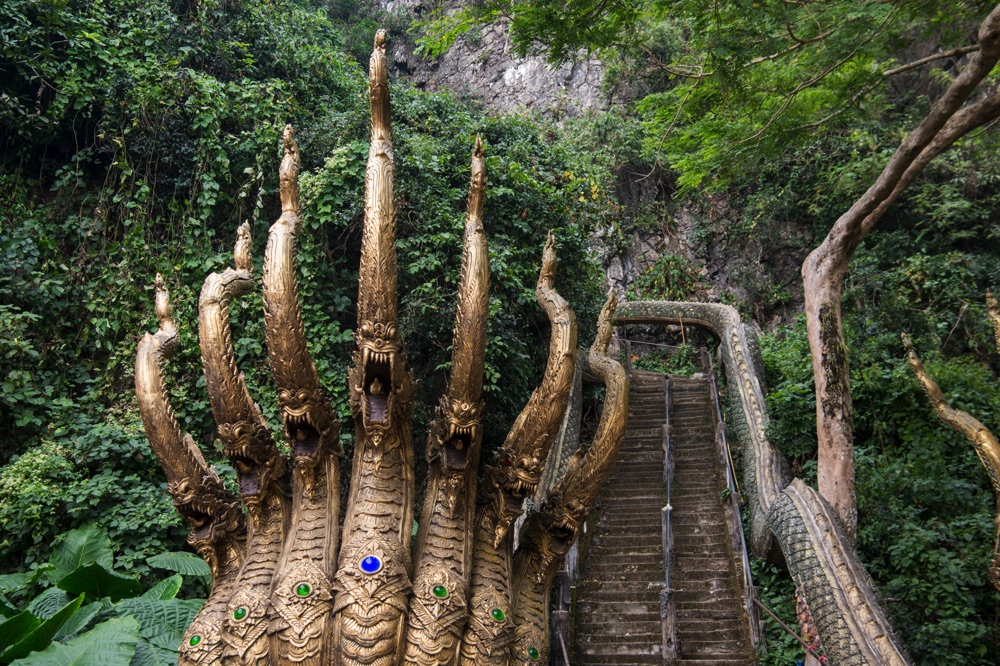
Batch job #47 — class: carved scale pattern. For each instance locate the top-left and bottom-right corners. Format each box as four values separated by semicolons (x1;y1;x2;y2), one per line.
263;125;342;666
332;29;415;666
403;137;488;666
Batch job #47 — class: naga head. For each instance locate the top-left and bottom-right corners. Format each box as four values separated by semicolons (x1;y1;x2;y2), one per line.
429;396;482;474
170;470;244;558
351;319;407;444
483;444;545;547
278;388;339;462
180;614;226;665
217;420;285;501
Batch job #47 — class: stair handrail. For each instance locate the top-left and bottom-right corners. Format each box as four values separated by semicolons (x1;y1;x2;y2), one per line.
661;375;678;661
708;368;765;652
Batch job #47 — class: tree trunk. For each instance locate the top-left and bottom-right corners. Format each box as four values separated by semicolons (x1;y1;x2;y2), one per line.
802;3;1000;541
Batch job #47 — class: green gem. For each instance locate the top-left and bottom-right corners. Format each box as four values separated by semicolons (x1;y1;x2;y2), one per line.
528;647;539;660
490;608;505;622
295;583;311;597
432;585;448;599
233;606;248;621
189;635;202;647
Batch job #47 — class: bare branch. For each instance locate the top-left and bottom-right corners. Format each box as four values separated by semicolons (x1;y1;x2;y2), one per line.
884;45;980;77
786;18;833;45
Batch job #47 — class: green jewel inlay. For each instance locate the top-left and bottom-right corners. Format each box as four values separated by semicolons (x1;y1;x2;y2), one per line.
296;583;311;597
432;585;448;599
528;647;539;660
189;635;202;647
233;606;248;621
490;608;505;622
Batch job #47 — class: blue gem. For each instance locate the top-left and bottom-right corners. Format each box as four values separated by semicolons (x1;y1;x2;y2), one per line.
360;555;382;574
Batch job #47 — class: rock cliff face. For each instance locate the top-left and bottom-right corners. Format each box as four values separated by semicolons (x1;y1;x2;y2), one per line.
390;13;605;116
598;171;808;329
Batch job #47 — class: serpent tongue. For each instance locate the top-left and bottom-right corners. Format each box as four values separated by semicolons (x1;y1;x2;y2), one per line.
368;394;388;422
366;377;389;424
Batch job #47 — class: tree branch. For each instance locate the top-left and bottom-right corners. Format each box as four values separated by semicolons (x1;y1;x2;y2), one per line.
736;8;897;146
883;44;980;77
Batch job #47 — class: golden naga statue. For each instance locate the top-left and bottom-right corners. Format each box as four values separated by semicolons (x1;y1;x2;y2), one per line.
135;30;629;666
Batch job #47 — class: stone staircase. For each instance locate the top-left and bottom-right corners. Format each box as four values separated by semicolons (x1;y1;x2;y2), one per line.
669;376;754;665
573;370;755;666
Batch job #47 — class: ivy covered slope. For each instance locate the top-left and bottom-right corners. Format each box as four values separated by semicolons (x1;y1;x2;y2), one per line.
0;0;609;578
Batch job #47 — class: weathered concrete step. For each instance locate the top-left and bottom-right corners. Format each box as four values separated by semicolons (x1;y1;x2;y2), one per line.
586;542;663;554
674;591;740;605
676;607;745;621
610;460;663;471
575;615;663;628
578;577;666;592
671;524;729;537
672;559;735;573
672;656;758;666
576;658;663;665
576;633;663;647
598;497;668;508
680;641;751;658
574;598;662;612
591;534;663;547
594;518;663;529
677;623;748;639
581;568;663;581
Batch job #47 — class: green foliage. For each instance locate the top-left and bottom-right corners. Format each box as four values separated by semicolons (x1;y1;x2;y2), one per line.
0;525;203;665
11;617;139;666
144;554;210;581
626;254;698;302
422;0;995;193
0;412;186;575
632;345;701;376
751;559;806;666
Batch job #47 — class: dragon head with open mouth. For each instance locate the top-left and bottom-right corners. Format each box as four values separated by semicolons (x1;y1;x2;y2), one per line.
430;396;482;473
482;444;545;547
279;387;340;460
170;471;245;577
218;419;286;504
350;319;411;446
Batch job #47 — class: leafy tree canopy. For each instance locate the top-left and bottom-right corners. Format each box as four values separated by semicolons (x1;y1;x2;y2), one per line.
420;0;999;190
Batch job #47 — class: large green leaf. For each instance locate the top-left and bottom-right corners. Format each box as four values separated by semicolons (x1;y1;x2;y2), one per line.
0;596;18;619
48;526;113;584
52;602;102;643
145;553;210;579
0;567;52;598
0;577;29;598
113;599;203;651
26;588;68;620
0;594;83;664
57;564;141;603
138;576;182;602
8;617;138;666
0;613;40;654
129;638;176;666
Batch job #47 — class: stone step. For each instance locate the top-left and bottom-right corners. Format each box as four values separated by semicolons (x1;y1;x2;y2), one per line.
574;373;757;666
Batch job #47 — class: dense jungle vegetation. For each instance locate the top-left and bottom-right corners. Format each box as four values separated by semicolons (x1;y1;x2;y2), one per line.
2;0;1000;663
